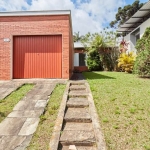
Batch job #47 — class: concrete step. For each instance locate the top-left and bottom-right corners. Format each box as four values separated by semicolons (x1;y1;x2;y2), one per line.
67;98;89;108
69;85;86;90
63;122;93;131
64;108;91;123
60;130;96;146
70;82;85;85
61;146;97;150
69;91;89;97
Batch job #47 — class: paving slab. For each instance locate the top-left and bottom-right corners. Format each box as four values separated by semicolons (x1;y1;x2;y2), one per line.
64;108;91;123
0;135;32;150
18;118;40;135
8;110;43;118
64;123;93;131
23;93;49;101
67;98;89;108
0;118;26;135
13;100;38;110
35;100;47;108
60;130;96;146
34;84;54;89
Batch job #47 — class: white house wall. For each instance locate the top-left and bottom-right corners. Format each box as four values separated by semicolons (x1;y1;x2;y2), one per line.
140;19;150;37
124;18;150;52
124;34;130;53
74;53;79;66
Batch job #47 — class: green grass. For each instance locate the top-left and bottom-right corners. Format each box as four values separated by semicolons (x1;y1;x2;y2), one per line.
83;71;150;150
0;84;34;123
27;84;66;150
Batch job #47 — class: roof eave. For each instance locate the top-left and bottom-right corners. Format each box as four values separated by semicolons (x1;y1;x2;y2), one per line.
0;10;71;17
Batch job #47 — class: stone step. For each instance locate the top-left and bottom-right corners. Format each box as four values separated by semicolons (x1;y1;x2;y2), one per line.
69;85;86;90
70;82;85;85
63;123;93;131
69;91;89;97
60;130;96;146
64;108;91;123
62;145;97;150
67;98;89;108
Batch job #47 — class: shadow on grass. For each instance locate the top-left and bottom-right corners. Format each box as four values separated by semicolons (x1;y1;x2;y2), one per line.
83;72;116;80
0;112;6;117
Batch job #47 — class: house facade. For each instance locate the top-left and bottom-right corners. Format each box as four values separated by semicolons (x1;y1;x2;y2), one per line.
117;1;150;52
74;42;88;72
0;10;74;80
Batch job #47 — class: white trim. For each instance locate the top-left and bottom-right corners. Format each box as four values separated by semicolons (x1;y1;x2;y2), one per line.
0;10;71;17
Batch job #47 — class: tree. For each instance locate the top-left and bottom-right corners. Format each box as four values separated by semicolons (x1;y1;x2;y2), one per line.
81;30;120;71
73;31;85;42
110;0;144;28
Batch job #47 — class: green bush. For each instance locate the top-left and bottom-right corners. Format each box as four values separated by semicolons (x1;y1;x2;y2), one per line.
135;27;150;53
133;27;150;77
134;47;150;77
87;51;102;71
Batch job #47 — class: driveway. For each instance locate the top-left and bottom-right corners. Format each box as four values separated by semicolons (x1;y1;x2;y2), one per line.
0;79;67;150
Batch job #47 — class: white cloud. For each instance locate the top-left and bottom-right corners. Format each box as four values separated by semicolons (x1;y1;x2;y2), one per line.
0;0;125;35
0;0;29;11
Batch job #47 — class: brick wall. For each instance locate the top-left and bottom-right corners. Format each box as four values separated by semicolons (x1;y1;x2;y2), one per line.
0;15;71;80
74;66;88;72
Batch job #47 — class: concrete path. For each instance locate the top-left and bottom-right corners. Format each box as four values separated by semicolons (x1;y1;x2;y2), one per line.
50;73;106;150
0;79;67;150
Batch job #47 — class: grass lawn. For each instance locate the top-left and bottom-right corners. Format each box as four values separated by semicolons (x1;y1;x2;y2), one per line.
83;72;150;150
27;84;66;150
0;84;34;123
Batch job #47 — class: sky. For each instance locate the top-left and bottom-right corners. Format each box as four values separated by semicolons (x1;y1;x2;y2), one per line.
0;0;148;35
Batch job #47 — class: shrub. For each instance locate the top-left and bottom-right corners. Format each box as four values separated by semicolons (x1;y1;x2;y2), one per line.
133;27;150;77
133;47;150;77
87;50;102;71
135;27;150;53
118;52;136;73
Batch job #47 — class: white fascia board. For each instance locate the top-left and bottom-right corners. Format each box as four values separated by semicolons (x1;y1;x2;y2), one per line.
0;10;71;17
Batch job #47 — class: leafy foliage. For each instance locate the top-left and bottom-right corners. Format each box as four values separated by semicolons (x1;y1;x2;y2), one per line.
73;31;85;42
119;40;129;53
118;52;136;73
86;51;102;71
82;30;119;71
82;33;104;71
134;27;150;77
110;0;143;28
135;27;150;53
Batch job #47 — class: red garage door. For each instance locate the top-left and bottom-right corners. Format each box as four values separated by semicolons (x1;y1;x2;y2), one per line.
13;35;62;79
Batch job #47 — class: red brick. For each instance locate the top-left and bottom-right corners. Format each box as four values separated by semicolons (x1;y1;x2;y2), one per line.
0;15;73;80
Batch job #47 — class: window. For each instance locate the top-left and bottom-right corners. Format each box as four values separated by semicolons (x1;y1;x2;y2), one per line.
79;53;86;66
135;34;140;42
130;28;140;45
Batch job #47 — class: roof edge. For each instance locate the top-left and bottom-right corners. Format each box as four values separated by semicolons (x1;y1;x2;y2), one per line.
0;10;71;17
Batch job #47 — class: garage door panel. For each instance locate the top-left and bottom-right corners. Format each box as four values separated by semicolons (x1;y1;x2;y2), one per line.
13;35;62;79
